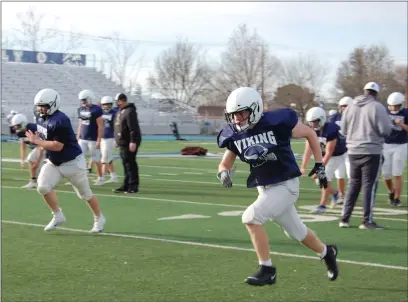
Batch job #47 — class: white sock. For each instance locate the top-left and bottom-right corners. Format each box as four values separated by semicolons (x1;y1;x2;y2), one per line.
110;172;117;178
319;245;327;258
259;259;272;267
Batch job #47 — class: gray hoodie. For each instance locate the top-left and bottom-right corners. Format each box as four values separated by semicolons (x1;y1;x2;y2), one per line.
341;95;393;154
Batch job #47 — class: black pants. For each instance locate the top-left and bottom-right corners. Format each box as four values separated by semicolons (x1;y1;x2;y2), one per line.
119;146;139;190
341;154;383;223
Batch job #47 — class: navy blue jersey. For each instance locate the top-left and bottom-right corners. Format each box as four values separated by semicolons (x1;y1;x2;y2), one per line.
316;122;347;157
16;127;37;149
385;108;408;144
328;112;342;127
101;108;117;139
32;111;82;166
217;109;301;188
78;104;103;141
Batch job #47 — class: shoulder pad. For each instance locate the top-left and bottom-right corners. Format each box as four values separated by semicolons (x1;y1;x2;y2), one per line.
217;125;234;148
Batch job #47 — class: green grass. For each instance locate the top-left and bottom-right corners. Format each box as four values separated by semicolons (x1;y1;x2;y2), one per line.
1;140;407;302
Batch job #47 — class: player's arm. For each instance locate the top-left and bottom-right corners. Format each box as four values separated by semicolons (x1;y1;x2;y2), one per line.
25;124;66;152
323;139;336;166
218;149;237;172
76;120;82;141
19;139;26;168
292;122;323;163
96;116;104;147
32;147;45;169
300;140;312;175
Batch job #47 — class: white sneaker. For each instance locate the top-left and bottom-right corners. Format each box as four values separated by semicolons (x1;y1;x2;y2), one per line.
93;178;105;186
104;176;119;184
90;214;106;233
339;221;350;228
22;181;37;189
44;210;66;232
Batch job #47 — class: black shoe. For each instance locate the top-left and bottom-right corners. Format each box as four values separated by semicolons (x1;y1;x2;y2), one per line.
322;245;339;281
391;198;401;207
125;188;139;194
245;265;276;286
388;192;395;205
359;221;384;230
113;187;127;193
88;168;93;174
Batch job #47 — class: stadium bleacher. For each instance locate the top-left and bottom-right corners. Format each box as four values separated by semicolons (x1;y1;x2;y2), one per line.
1;61;201;135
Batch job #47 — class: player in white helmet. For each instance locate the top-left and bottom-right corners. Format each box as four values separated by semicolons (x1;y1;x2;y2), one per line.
382;92;408;206
11;113;45;188
100;96;119;183
23;88;106;232
77;89;105;185
301;107;347;213
7;110;19;135
217;87;338;286
328;109;337;117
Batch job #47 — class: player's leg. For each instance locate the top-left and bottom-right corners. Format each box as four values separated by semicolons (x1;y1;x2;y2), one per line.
101;138;118;183
275;205;339;281
22;147;40;188
241;178;299;286
62;154;106;232
340;154;363;227
313;156;341;213
36;160;66;231
381;144;394;204
334;158;347;206
391;143;407;206
89;140;104;184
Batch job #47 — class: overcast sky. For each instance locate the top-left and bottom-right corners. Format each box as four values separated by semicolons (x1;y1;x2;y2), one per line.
2;1;407;96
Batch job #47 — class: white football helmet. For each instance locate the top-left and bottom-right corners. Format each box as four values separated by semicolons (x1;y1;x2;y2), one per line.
306;107;326;130
10;113;28;132
78;89;95;105
338;96;353;107
100;96;113;105
363;82;380;93
387;92;405;114
10;110;18;115
225;87;263;132
328;109;337;116
34;88;61;116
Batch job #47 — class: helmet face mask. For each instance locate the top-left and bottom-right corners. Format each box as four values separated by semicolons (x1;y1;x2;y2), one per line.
387;92;405;114
225;108;253;133
33;88;60;117
306;107;326;131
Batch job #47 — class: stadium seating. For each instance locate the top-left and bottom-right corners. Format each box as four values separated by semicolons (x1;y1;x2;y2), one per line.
1;62;201;135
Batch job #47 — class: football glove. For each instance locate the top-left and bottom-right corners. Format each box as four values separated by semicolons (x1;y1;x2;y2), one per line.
217;169;233;188
308;163;328;189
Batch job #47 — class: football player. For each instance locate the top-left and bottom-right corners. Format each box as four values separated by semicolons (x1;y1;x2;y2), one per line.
217;87;338;286
7;110;19;135
77;89;105;185
326;96;353;205
100;96;119;183
24;88;106;232
11;113;45;188
382;92;408;206
301;107;347;213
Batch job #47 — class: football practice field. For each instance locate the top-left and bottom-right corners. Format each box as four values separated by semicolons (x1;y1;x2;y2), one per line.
1;138;407;302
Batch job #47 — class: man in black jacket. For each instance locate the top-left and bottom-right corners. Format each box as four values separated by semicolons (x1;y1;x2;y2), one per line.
113;93;142;193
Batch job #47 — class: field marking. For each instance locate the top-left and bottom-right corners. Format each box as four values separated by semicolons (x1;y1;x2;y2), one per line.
183;172;204;175
2;220;407;271
3;166;406;198
1;185;407;222
158;173;179;176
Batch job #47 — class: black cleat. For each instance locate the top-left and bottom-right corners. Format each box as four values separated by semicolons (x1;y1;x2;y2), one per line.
113;187;127;193
323;245;339;281
388;192;395;205
245;265;277;286
359;221;384;230
391;198;401;207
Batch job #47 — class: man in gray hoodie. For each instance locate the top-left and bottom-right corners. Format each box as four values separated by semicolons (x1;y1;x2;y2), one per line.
340;82;393;230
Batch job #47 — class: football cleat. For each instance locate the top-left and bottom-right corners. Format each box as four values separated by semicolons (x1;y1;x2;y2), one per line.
44;210;66;232
322;244;339;281
90;214;106;233
245;265;277;286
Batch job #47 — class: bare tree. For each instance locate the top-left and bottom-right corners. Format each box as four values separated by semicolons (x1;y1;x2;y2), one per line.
335;44;398;101
11;6;59;51
1;31;16;49
103;32;142;89
279;53;331;99
147;38;211;107
209;24;282;105
393;64;408;93
272;84;316;120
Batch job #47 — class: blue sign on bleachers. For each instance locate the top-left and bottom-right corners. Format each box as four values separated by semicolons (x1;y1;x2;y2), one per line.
2;49;86;66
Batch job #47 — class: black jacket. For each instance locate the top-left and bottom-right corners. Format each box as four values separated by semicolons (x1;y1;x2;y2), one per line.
114;103;142;147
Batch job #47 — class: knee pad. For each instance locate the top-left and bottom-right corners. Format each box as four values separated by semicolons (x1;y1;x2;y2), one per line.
242;205;264;225
282;223;308;242
37;184;52;195
75;187;93;202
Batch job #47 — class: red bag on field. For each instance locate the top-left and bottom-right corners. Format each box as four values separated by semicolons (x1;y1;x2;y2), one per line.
180;146;208;156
